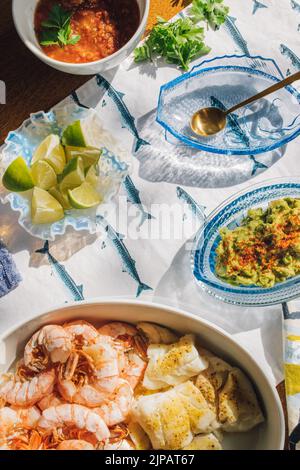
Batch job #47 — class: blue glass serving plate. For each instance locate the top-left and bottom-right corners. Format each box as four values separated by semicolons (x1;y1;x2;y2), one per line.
157;55;300;156
192;178;300;306
0;103;129;240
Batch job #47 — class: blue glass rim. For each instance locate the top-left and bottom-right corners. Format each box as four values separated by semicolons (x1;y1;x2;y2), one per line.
192;177;300;303
189;54;285;80
157;54;300;156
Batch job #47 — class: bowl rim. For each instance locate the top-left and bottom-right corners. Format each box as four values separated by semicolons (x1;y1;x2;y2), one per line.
192;176;300;305
156;54;300;156
0;297;285;450
12;0;150;69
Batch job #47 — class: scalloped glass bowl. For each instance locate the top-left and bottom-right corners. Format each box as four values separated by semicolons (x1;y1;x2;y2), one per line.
0;104;129;240
192;178;300;306
157;55;300;155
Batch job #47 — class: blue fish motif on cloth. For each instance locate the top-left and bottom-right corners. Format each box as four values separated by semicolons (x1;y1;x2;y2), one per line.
210;97;268;175
176;187;206;221
210;96;250;146
0;241;22;297
96;75;150;152
71;91;89;110
249;155;268;175
291;0;300;13
36;241;84;302
280;44;300;70
223;16;250;55
96;216;152;297
252;0;268;15
123;175;153;227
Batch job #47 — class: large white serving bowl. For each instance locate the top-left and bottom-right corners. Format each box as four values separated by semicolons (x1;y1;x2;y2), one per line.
12;0;150;75
0;299;285;450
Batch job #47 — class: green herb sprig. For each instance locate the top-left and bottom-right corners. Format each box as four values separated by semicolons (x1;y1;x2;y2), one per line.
134;0;229;71
191;0;230;30
134;16;210;71
40;4;80;48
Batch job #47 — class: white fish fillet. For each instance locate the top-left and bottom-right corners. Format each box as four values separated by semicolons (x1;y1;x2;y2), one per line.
128;421;151;450
218;368;264;432
132;381;216;450
182;433;222;450
196;356;264;432
143;335;208;390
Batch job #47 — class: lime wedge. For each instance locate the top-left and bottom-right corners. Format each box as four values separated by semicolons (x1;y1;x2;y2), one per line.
68;182;101;209
2;157;34;192
65;146;102;169
31;160;57;190
85;164;99;188
62;121;86;147
32;134;66;174
62;116;103;149
31;187;64;224
49;186;72;210
59;157;85;191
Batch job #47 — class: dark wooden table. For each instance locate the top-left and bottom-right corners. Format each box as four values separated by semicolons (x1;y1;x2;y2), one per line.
0;0;289;447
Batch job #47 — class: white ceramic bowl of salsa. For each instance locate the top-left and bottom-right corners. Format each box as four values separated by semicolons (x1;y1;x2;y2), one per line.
0;299;285;450
12;0;150;75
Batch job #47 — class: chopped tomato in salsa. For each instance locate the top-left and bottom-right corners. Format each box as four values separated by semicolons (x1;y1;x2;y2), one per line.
35;0;140;63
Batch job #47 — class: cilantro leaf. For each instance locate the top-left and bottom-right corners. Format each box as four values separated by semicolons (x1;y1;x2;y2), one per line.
68;35;81;45
39;4;80;48
40;39;59;46
134;16;210;71
134;0;229;71
40;28;60;46
191;0;230;30
41;5;71;31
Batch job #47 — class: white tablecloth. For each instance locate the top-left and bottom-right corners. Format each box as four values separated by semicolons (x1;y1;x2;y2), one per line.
1;0;300;391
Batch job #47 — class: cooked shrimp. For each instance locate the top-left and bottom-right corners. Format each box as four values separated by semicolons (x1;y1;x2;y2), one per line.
98;322;148;389
64;321;99;348
102;439;135;450
58;337;122;407
98;421;133;449
98;322;138;343
8;429;43;450
38;404;110;442
58;374;120;408
0;407;42;450
0;369;55;407
0;406;40;434
24;325;72;372
0;407;19;439
122;350;147;390
38;393;65;411
13;406;41;428
95;379;133;427
85;335;120;380
57;439;94;450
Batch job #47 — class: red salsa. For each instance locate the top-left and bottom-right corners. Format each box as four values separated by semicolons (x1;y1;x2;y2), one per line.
35;0;140;63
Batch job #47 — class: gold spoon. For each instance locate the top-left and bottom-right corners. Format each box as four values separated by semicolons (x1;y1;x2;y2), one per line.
190;70;300;137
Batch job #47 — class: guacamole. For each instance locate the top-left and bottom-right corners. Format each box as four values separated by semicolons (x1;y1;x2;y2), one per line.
216;198;300;288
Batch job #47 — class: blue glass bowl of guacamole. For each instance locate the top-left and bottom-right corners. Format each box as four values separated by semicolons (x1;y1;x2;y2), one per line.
192;178;300;306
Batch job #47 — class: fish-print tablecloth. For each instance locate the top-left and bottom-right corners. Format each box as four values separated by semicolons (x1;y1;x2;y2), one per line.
1;0;300;448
